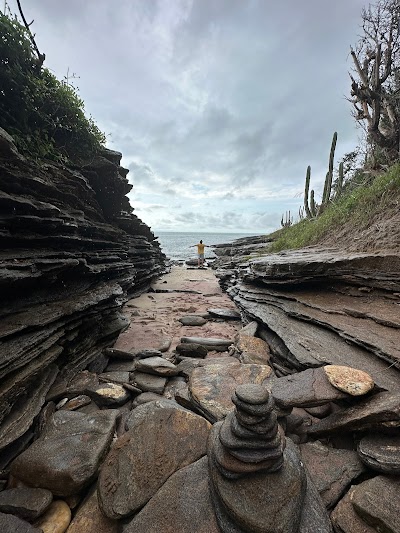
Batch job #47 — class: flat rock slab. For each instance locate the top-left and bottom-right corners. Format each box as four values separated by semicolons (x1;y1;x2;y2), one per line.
98;400;211;519
122;457;220;533
178;316;208;326
0;487;53;521
135;356;178;377
181;336;233;352
271;367;349;409
308;392;400;436
331;487;376;533
11;410;118;496
236;335;271;365
67;486;118;533
98;372;130;384
300;441;366;509
104;348;136;360
207;308;241;320
189;359;273;422
358;433;400;474
0;511;42;532
351;476;400;533
131;371;167;394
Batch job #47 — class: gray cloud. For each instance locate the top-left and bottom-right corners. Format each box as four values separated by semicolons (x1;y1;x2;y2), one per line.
16;0;367;232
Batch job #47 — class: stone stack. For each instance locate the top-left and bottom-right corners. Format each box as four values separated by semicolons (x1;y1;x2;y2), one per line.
209;384;285;479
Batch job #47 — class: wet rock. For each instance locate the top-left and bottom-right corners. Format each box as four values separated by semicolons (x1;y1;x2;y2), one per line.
33;500;71;533
189;359;273;422
98;400;211;519
351;476;400;532
207;308;241;320
271;367;349;409
0;511;42;532
11;410;118;496
331;487;376;533
175;343;208;359
178;316;208;326
358;433;400;474
135;356;178;377
0;487;53;521
324;365;374;396
181;336;233;352
66;485;118;533
300;441;366;508
308;392;400;436
122;457;219;533
131;371;167;394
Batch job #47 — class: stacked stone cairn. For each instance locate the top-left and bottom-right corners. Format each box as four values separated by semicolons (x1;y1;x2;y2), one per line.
208;384;311;533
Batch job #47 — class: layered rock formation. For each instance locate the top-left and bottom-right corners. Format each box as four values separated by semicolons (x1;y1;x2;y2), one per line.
0;127;166;458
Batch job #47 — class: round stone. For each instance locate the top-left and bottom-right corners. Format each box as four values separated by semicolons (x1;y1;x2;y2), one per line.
235;384;270;405
324;365;374;396
232;394;273;416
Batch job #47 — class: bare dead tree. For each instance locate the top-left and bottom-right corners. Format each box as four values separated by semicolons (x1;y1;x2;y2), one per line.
16;0;45;68
349;0;400;161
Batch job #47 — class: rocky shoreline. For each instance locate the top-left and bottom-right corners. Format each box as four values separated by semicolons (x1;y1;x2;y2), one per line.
1;126;399;532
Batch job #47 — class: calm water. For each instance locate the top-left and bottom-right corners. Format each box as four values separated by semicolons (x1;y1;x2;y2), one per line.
154;231;254;261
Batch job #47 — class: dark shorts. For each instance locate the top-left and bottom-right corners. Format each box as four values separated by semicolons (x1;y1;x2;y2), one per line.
198;253;204;259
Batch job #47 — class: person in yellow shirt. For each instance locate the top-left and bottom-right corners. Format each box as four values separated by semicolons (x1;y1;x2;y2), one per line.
189;239;208;267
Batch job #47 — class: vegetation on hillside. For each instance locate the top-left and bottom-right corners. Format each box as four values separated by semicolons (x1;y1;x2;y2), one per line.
0;11;105;162
271;163;400;253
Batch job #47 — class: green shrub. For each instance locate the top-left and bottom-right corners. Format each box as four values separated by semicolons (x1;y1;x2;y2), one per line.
0;13;105;161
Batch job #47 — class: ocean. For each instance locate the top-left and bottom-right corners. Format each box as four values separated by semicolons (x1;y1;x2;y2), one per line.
154;231;255;261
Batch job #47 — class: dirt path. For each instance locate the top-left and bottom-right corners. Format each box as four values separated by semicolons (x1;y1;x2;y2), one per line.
114;266;242;355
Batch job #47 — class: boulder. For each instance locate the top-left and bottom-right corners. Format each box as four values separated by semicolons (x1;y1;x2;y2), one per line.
300;441;366;508
122;457;219;533
189;359;273;422
98;400;211;519
235;335;271;365
351;476;400;532
11;410;118;496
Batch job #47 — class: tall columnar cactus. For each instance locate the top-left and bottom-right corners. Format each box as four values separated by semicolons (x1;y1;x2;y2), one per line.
304;166;312;218
318;131;337;215
303;132;338;219
335;161;344;199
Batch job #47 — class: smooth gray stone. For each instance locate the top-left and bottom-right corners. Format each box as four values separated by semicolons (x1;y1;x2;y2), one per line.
178;316;208;326
208;308;241;320
175;343;208;359
181;336;233;351
135;356;178;377
99;372;130;384
0;511;42;532
104;348;136;360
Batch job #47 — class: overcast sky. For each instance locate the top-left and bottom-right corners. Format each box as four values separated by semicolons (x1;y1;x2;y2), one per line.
12;0;367;234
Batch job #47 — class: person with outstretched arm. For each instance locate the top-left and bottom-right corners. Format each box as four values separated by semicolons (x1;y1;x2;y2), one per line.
189;239;208;267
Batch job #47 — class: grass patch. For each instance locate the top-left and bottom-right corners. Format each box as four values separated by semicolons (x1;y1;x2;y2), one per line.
268;164;400;253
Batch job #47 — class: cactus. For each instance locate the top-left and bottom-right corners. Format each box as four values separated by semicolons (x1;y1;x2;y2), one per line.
318;132;337;215
310;190;317;218
304;166;312;218
281;210;293;228
335;161;344;199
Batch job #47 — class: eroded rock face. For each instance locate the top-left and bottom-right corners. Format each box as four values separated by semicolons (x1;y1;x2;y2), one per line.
0;134;166;453
98;400;211;519
11;410;118;496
